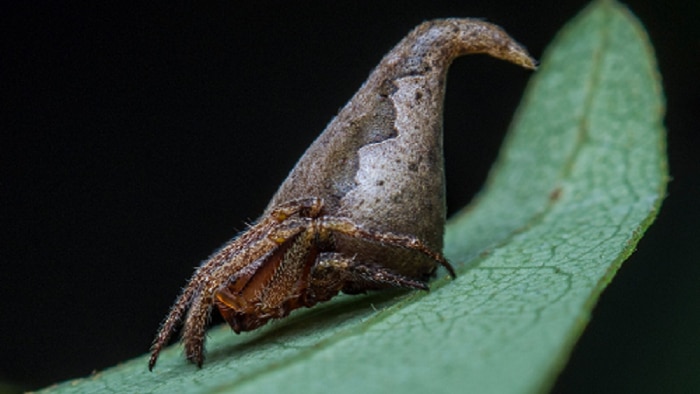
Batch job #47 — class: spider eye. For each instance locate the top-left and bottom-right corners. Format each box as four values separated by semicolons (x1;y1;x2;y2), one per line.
273;212;289;221
272;236;287;244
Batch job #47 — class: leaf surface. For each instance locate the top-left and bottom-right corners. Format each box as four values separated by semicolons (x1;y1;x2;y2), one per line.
40;1;667;393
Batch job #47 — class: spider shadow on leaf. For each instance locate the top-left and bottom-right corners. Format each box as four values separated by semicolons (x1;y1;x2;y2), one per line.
204;288;424;366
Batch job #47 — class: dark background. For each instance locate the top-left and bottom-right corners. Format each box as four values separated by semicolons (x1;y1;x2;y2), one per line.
2;1;698;392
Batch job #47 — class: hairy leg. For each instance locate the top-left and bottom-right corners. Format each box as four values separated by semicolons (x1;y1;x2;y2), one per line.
310;253;428;297
149;199;321;369
318;217;456;278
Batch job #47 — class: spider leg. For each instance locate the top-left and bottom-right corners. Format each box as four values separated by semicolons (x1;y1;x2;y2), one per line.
180;287;213;367
211;242;290;334
318;217;456;278
268;197;324;220
149;285;196;370
215;217;318;332
257;223;319;311
311;253;429;294
177;249;274;366
149;200;321;370
180;217;312;366
149;233;267;369
148;256;227;371
149;230;273;369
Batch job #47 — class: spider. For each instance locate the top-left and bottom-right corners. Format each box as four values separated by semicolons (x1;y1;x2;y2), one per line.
148;197;455;370
147;17;536;371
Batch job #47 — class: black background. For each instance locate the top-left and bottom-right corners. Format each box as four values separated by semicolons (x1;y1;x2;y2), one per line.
2;1;698;392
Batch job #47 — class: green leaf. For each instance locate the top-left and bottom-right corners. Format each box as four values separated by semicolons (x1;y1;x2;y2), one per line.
40;1;667;393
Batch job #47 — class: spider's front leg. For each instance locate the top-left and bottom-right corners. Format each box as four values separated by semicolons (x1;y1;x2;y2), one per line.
180;215;321;366
214;218;321;333
149;198;324;370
